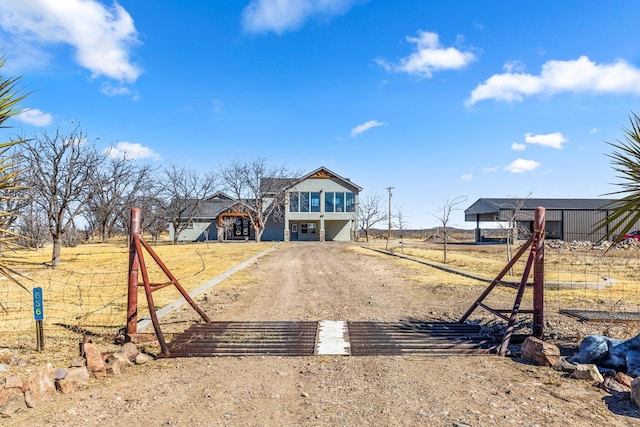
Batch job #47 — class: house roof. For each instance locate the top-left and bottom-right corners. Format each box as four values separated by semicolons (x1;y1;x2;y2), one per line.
180;197;255;220
260;177;298;195
206;191;234;201
465;198;619;216
293;166;362;191
185;198;235;219
260;166;362;194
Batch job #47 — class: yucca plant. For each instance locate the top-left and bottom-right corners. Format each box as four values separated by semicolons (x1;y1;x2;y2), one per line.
598;112;640;244
0;54;30;298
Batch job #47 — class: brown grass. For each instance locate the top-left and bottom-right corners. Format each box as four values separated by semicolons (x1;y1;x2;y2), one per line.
362;238;640;312
0;240;277;363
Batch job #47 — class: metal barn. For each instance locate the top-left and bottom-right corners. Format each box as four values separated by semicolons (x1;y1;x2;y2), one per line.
464;198;640;243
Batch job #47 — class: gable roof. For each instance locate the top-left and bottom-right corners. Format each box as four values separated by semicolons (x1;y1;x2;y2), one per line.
206;191;234;201
292;166;362;192
260;166;362;194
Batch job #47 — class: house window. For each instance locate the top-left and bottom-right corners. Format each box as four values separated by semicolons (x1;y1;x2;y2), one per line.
289;193;299;212
335;192;345;212
310;192;321;212
325;192;335;212
345;192;355;212
292;191;354;214
300;223;317;234
300;192;310;212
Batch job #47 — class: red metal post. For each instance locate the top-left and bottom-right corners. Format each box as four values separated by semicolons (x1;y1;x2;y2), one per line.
126;207;141;335
532;207;545;338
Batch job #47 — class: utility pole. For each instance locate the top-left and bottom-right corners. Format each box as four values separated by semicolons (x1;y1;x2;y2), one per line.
386;186;393;250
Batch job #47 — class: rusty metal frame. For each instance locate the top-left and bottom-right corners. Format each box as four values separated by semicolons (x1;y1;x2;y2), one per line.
126;207;211;356
459;207;545;356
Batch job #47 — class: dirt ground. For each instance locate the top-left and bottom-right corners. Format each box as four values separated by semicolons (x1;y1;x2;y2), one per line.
7;242;640;426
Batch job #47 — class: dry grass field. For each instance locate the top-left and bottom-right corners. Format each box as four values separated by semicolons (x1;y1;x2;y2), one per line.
0;239;277;364
370;237;640;315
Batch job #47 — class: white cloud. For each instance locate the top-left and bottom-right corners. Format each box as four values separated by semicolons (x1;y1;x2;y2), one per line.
376;30;476;78
504;158;540;173
511;142;526;151
0;0;141;83
460;174;473;181
483;166;499;172
14;108;53;126
102;83;133;97
104;142;160;161
241;0;356;34
524;132;567;149
467;56;640;105
589;127;601;134
350;120;384;137
503;60;525;73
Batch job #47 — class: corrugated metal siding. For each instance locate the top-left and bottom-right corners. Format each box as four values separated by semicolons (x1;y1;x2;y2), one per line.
501;209;562;222
603;211;640;237
563;210;607;242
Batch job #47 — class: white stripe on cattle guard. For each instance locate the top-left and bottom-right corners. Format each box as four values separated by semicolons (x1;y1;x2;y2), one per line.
316;320;350;355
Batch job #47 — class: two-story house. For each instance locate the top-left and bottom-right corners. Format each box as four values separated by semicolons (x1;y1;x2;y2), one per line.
262;167;362;242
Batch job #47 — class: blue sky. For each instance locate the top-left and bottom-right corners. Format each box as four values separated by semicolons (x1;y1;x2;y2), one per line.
2;0;640;229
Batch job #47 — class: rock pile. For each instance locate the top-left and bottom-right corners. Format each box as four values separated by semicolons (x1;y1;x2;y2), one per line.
545;238;640;251
0;340;153;417
521;337;640;407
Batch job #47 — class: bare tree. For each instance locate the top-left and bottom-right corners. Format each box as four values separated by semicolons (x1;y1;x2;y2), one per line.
17;205;49;249
20;125;105;267
358;192;386;242
218;216;235;242
161;163;218;244
394;206;408;253
219;158;298;242
431;196;467;263
499;192;533;270
86;155;156;242
138;196;167;243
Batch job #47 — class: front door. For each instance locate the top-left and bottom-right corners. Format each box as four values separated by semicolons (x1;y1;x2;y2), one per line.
291;223;299;241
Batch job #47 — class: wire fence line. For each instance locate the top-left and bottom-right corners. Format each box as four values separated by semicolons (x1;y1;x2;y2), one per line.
0;241;278;351
0;238;639;350
1;251;131;335
381;234;640;327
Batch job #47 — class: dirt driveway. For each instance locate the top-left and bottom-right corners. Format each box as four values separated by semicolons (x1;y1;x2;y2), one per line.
9;242;640;426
